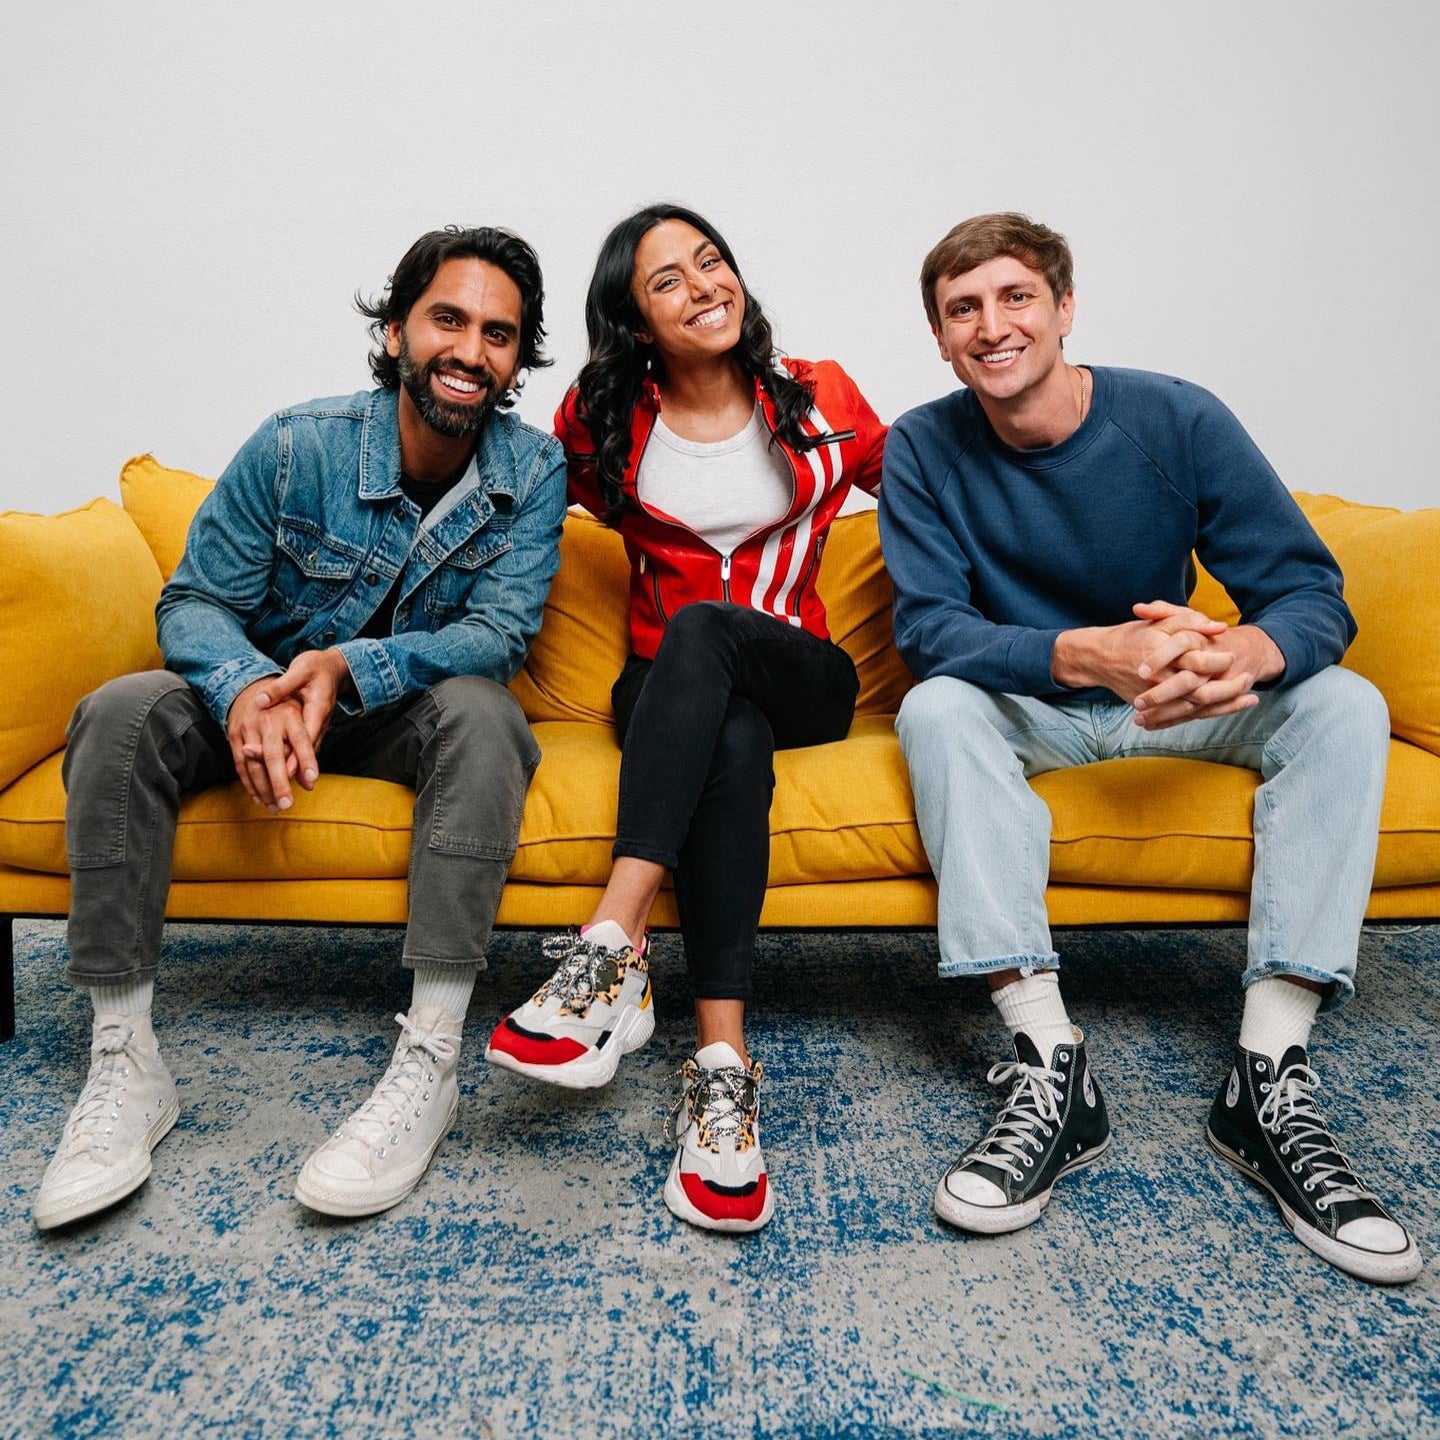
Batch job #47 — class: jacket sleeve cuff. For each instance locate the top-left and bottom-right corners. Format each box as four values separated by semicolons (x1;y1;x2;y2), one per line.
333;638;402;715
204;658;285;728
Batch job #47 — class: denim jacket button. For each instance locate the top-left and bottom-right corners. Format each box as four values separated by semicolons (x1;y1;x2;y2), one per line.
464;546;477;562
321;631;336;644
365;572;381;585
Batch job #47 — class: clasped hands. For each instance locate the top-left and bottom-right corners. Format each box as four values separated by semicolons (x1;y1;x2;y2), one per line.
224;649;353;812
1053;601;1285;731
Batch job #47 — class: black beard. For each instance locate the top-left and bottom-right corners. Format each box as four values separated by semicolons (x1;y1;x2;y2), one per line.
397;337;501;439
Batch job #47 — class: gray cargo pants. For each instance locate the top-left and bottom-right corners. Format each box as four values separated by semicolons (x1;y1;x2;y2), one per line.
61;670;539;985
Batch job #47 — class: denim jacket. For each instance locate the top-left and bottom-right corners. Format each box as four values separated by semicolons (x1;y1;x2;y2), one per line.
156;388;566;725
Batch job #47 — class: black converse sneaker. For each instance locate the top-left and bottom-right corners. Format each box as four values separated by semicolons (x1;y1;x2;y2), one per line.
1207;1044;1422;1285
934;1027;1110;1235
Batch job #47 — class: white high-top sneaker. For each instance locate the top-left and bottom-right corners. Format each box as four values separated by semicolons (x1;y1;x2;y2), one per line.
294;1007;461;1218
32;1014;180;1230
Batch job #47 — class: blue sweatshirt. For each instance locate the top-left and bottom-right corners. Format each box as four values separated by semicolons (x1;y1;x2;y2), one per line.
878;366;1355;701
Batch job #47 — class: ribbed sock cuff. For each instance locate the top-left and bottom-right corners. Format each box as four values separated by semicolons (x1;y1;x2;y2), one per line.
991;970;1074;1060
1239;976;1321;1066
90;977;155;1018
410;966;477;1026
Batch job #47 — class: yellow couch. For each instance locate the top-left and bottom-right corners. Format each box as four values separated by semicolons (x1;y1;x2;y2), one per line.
2;459;1438;1039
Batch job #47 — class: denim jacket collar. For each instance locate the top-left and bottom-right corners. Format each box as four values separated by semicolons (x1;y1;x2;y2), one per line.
358;388;523;508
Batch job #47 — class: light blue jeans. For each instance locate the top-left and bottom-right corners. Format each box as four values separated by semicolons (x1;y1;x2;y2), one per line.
895;666;1389;1009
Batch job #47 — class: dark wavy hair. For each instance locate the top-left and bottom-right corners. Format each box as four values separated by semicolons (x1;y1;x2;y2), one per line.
575;204;819;521
357;226;551;407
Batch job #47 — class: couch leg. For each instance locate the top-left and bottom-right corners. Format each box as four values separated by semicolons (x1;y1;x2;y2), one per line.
2;916;13;1043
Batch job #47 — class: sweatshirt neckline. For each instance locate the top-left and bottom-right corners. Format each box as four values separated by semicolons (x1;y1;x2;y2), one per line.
971;364;1113;469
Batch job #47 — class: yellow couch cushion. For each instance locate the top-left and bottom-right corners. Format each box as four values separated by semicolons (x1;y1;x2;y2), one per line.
508;716;928;885
509;512;629;725
1303;494;1440;757
4;723;1435;893
813;509;915;717
1190;493;1440;756
119;454;215;581
0;500;163;791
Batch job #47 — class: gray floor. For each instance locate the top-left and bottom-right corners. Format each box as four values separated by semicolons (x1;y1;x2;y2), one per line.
2;919;1437;1439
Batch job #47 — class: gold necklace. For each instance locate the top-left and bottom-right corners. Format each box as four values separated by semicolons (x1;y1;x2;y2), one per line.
1072;364;1089;422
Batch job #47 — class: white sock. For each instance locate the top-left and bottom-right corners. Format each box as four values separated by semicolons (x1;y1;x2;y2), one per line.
90;977;154;1020
1239;977;1320;1067
581;918;641;952
409;966;476;1027
991;971;1075;1062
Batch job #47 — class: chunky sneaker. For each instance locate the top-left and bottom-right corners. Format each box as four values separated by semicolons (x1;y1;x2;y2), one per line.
32;1014;180;1230
295;1006;460;1218
485;922;654;1089
933;1028;1110;1235
663;1041;774;1233
1207;1044;1422;1285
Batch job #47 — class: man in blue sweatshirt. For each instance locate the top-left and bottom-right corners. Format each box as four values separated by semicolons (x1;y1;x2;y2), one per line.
878;212;1420;1284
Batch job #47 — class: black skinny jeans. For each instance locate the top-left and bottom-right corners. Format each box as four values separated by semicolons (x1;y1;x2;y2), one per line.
610;602;859;1001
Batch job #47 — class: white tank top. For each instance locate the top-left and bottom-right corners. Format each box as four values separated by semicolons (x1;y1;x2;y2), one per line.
636;406;793;556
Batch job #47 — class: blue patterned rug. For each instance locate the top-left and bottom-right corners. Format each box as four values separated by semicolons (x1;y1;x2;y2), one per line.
1;919;1436;1439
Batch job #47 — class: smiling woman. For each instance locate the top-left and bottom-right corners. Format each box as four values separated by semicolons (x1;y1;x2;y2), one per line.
481;203;889;1237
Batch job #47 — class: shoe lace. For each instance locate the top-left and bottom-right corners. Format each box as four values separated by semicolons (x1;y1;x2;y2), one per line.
336;1013;457;1158
536;931;630;1011
1256;1060;1374;1210
964;1059;1064;1182
61;1024;135;1156
665;1059;760;1150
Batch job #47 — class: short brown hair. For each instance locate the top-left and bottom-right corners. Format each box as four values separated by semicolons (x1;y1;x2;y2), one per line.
920;213;1074;329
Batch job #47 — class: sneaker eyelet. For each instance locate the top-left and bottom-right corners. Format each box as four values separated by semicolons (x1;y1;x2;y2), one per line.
404;1123;411;1132
1060;1052;1070;1063
422;1091;430;1102
378;1148;386;1158
1260;1083;1270;1093
1303;1179;1315;1192
1023;1156;1033;1168
1254;1061;1266;1072
1316;1199;1329;1212
1291;1162;1301;1173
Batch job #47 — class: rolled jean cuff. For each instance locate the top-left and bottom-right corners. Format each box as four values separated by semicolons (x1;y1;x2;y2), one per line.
937;951;1060;981
65;960;159;989
399;953;487;973
1241;959;1354;1013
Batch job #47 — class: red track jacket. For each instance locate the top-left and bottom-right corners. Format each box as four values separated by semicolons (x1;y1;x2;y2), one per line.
556;358;886;659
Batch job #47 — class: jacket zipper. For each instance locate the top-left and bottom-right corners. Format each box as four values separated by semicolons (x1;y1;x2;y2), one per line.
629;407;723;621
755;398;826;618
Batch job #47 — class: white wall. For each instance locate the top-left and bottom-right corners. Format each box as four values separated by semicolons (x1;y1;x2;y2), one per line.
3;0;1436;513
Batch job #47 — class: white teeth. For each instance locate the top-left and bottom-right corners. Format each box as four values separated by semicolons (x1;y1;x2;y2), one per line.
978;349;1020;363
439;373;481;393
687;305;727;329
